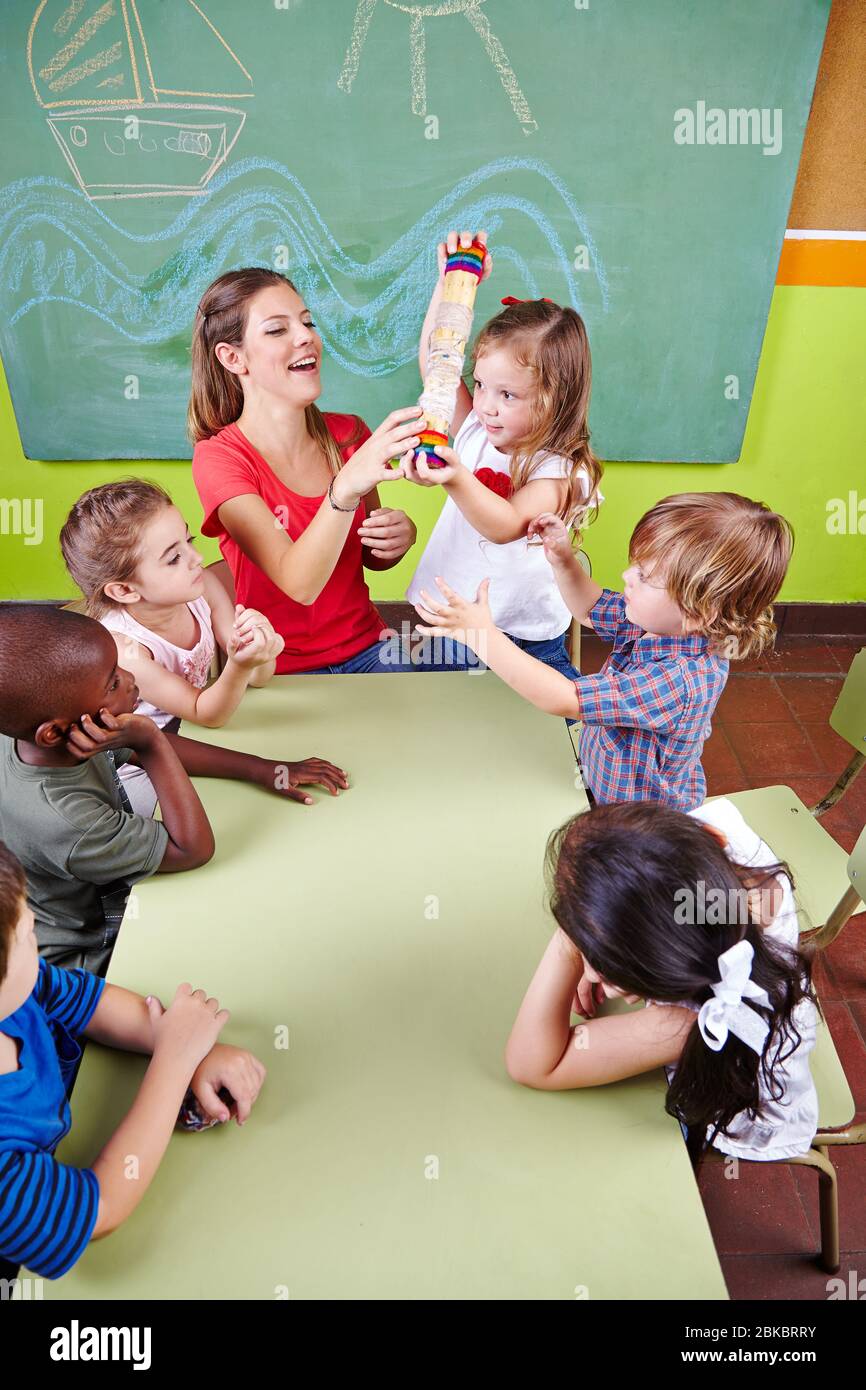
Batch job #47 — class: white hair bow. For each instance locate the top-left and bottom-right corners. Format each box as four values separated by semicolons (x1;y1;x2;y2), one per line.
698;939;771;1056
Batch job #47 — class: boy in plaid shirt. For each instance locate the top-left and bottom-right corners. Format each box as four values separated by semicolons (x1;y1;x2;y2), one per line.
414;493;793;811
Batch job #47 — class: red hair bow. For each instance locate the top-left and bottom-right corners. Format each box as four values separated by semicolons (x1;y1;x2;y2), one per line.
501;295;554;306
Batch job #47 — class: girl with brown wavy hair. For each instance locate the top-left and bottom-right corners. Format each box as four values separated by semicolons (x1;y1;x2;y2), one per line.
405;230;603;677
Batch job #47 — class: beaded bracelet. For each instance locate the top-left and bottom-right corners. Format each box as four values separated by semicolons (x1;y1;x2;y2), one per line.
328;477;357;512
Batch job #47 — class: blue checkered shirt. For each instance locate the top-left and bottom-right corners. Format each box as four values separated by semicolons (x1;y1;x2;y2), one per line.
576;589;729;810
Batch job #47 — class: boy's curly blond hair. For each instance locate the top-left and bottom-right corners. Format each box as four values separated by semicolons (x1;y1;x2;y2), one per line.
629;492;794;659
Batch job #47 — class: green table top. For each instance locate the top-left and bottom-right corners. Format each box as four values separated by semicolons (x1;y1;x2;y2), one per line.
43;674;727;1301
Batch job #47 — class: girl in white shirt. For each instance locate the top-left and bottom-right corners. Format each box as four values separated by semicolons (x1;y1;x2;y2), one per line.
405;231;603;676
506;797;819;1162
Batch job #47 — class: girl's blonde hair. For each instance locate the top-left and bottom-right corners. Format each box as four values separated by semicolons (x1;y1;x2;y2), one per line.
188;268;359;473
470;299;603;527
629;492;794;659
60;479;174;617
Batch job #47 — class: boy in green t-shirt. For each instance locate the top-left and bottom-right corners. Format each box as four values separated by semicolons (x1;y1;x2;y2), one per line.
0;602;348;975
0;604;215;974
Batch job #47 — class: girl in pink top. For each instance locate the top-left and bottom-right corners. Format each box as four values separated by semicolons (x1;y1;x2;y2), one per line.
61;480;349;814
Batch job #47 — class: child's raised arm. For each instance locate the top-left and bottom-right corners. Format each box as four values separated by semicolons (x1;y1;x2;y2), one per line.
527;512;603;628
408;444;568;544
417;230;491;443
110;631;251;729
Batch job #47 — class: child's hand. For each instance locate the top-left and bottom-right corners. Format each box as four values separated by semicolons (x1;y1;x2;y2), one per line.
147;983;230;1071
229;603;273;648
260;628;286;663
573;975;606;1019
227;606;284;667
404;444;463;488
437;228;492;283
357;507;416;561
414;576;495;652
401;452;438;487
65;708;158;761
527;512;576;567
254;757;350;804
190;1043;266;1126
572;975;641;1018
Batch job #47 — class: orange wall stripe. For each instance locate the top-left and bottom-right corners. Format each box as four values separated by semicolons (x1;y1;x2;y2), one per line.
777;236;866;287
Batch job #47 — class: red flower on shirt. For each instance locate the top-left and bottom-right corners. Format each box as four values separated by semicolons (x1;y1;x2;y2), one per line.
474;467;513;499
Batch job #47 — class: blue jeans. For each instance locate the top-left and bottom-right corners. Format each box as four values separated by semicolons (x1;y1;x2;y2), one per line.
410;628;579;681
512;631;580;687
300;636;420;674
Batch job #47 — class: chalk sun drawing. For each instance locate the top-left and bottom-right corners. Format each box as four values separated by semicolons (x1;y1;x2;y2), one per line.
27;0;253;200
0;157;607;377
338;0;537;135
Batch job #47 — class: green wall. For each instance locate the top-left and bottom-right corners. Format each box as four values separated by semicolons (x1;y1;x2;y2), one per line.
0;285;863;605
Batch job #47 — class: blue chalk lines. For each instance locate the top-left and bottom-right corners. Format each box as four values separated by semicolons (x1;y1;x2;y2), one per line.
0;156;608;376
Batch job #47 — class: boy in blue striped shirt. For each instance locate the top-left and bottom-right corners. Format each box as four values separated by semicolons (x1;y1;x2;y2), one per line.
0;842;266;1279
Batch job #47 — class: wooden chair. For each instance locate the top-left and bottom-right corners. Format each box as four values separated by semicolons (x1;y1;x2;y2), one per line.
566;547;593;674
567;617;581;673
812;646;866;818
695;647;866;1272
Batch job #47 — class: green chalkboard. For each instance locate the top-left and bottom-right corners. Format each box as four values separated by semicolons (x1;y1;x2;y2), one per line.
0;0;830;462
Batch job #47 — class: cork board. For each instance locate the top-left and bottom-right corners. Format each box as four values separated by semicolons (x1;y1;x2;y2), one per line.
789;0;866;230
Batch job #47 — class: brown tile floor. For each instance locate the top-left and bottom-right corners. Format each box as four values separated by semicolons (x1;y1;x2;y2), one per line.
580;632;866;1301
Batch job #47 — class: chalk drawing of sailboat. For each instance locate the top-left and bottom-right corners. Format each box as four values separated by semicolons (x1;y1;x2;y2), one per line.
27;0;253;200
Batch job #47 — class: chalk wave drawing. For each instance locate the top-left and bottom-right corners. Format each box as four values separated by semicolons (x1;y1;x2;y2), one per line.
339;0;537;135
0;156;608;376
27;0;253;200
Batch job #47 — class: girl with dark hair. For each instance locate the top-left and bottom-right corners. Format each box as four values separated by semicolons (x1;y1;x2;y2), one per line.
506;797;819;1160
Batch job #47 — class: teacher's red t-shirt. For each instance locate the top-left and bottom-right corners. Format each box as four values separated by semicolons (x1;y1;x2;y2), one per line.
192;415;385;673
